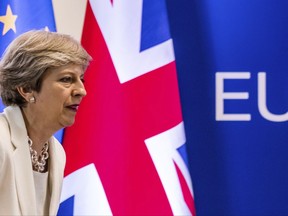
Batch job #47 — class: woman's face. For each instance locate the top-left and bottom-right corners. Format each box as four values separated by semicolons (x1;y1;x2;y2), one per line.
32;64;87;130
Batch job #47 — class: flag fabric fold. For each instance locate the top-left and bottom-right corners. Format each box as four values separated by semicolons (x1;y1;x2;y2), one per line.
59;0;195;215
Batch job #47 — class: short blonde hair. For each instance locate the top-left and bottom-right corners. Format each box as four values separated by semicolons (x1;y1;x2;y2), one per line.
0;30;92;107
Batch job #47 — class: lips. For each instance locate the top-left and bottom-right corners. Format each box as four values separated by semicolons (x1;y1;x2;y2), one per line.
66;104;79;112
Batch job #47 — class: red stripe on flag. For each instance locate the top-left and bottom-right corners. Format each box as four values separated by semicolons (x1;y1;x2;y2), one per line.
174;161;196;216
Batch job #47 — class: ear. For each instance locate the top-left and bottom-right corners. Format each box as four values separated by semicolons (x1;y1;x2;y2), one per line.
17;86;34;103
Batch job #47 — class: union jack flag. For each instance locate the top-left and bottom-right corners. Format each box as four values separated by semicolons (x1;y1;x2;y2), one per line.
58;0;196;215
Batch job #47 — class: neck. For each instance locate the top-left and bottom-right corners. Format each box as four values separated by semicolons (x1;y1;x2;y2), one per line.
20;107;54;154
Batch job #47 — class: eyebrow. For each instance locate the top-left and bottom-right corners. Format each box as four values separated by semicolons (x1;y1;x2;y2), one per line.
60;71;84;77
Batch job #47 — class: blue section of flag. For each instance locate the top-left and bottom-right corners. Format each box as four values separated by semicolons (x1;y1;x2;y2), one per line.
54;128;64;143
167;0;288;215
0;99;5;112
0;0;56;55
177;144;189;168
58;196;74;216
140;0;171;51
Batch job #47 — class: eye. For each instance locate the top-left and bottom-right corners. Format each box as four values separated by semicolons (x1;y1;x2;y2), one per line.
60;76;73;83
81;78;85;83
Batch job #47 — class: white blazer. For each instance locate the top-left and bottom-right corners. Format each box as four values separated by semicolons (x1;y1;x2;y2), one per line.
0;106;66;215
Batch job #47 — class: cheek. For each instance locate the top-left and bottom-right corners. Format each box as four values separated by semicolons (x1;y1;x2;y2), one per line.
36;84;71;107
42;88;67;101
37;93;65;111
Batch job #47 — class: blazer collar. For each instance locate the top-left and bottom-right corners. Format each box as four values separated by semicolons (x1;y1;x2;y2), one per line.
4;106;37;215
48;137;63;215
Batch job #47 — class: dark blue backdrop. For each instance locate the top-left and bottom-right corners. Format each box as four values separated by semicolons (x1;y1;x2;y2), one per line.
166;0;288;215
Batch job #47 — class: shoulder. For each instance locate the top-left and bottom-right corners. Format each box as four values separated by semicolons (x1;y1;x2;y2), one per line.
0;112;12;169
0;112;9;132
0;112;11;147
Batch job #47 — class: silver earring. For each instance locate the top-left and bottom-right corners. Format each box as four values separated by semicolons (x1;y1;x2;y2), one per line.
29;97;35;103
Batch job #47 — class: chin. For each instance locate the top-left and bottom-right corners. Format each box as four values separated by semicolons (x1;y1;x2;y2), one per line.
66;120;76;127
61;118;76;128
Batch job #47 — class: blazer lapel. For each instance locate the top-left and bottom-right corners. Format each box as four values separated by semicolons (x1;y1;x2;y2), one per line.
4;106;37;215
48;137;63;215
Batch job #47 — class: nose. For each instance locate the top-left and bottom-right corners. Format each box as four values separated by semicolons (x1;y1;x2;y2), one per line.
72;80;87;97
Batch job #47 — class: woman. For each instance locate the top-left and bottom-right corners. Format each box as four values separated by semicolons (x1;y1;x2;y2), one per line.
0;30;91;215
